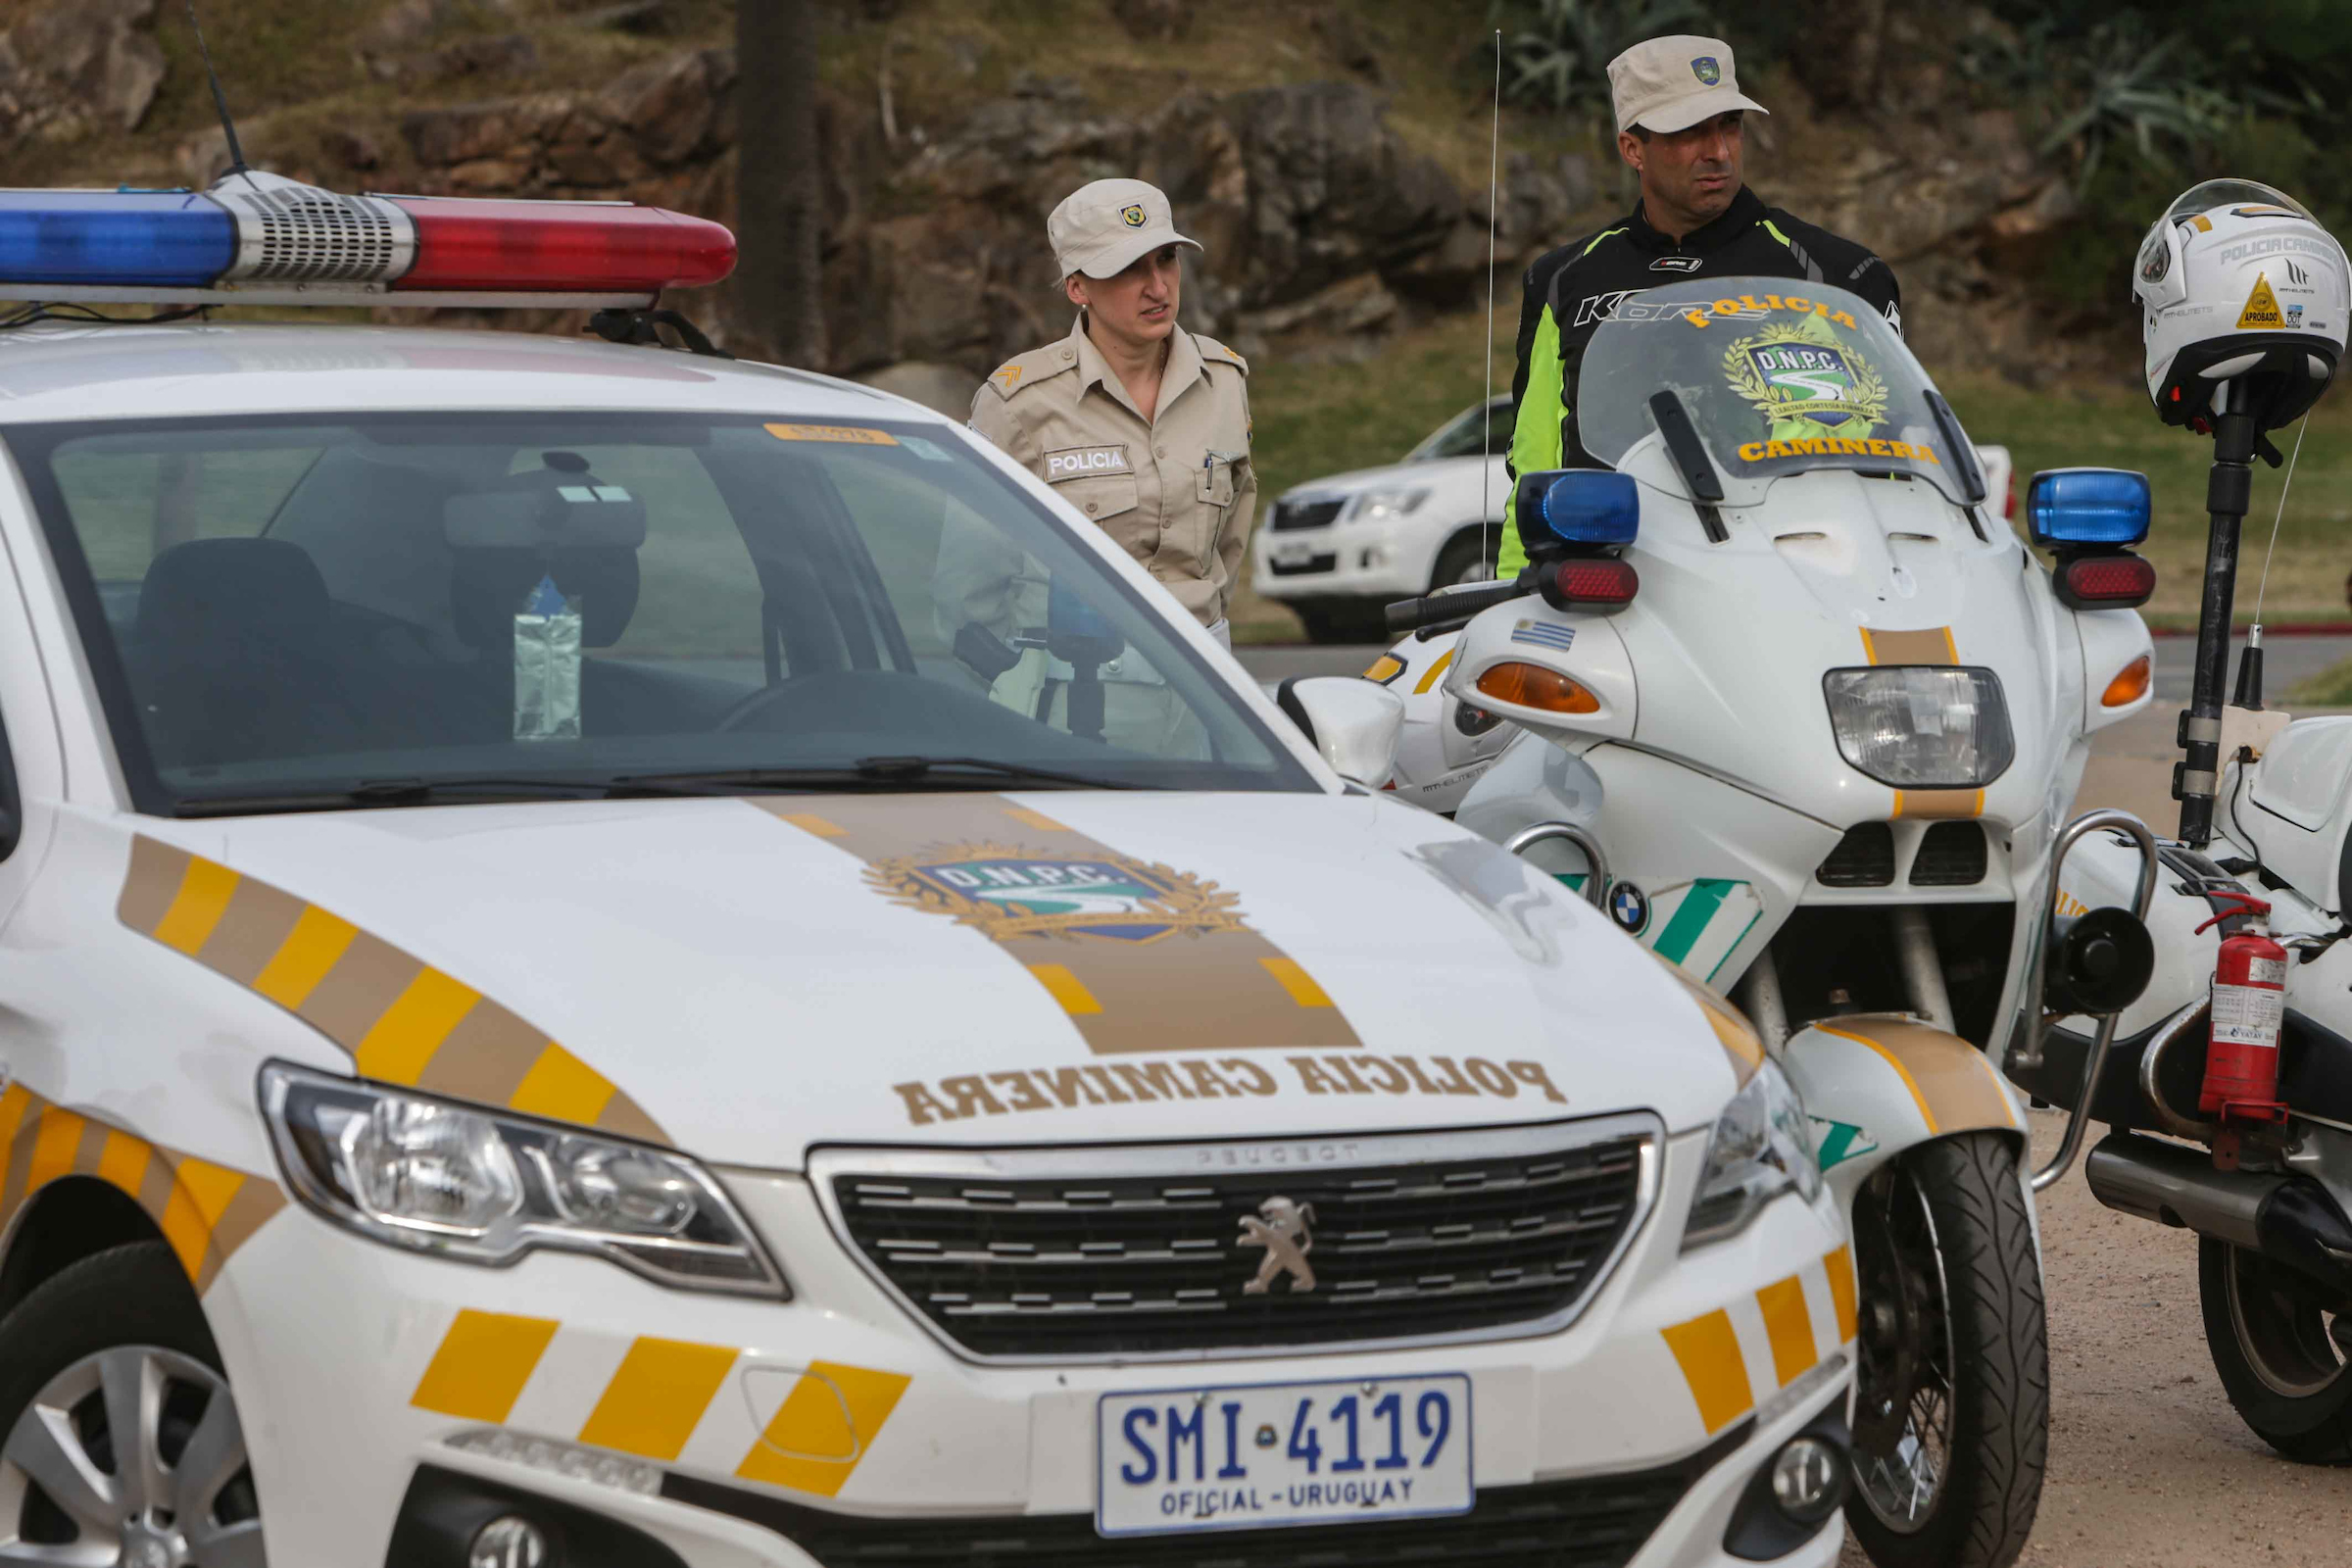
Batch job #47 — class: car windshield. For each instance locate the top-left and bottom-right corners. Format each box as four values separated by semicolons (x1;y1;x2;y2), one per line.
1411;398;1514;463
1577;277;1975;506
9;411;1311;813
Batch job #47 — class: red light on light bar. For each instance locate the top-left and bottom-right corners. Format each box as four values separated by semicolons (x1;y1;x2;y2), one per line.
2058;552;2156;608
389;200;735;294
1553;558;1639;608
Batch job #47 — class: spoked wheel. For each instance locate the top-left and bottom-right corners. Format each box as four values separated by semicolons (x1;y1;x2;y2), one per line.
2199;1239;2352;1462
1846;1133;2046;1568
0;1242;267;1566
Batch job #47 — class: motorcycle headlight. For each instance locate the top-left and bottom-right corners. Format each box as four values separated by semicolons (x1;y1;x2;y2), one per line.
1684;1058;1822;1250
260;1062;785;1298
1823;666;2015;789
1348;487;1431;523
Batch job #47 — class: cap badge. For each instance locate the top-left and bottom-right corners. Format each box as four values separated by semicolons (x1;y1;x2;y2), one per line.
1691;56;1722;86
1120;203;1147;228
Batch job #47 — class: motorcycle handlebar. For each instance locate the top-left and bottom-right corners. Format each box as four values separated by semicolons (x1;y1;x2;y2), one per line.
1384;579;1532;638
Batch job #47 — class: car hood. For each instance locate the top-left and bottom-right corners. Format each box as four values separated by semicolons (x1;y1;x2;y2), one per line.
1280;455;1492;502
125;793;1738;1164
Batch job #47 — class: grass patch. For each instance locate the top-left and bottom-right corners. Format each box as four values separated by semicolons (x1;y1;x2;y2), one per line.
2291;656;2352;705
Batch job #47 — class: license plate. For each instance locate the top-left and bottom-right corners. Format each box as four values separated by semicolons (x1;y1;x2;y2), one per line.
1269;540;1317;564
1096;1373;1472;1538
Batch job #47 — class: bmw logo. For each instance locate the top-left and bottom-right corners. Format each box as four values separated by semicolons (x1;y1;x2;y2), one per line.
1609;881;1650;935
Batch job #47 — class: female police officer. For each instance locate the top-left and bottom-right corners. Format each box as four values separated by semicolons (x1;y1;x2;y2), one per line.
968;178;1255;647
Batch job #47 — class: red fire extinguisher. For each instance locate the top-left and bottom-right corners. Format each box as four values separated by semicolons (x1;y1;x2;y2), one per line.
2196;890;2289;1123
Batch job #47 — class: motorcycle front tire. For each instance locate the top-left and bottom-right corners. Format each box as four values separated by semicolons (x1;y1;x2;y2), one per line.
1846;1130;2048;1568
2198;1237;2352;1462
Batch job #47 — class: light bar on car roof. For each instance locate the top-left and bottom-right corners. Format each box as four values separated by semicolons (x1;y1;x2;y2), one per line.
0;172;735;309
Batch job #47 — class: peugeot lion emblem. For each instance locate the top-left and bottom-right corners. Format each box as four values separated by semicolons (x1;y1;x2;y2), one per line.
1239;1196;1316;1294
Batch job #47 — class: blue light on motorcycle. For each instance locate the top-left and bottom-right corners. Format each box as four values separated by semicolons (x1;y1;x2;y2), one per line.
2026;467;2152;548
1515;469;1640;548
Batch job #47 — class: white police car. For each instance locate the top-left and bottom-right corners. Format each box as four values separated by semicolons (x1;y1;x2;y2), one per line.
0;174;1853;1567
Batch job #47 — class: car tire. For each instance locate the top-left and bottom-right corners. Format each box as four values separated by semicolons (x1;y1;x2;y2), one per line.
1431;533;1498;591
1846;1131;2046;1568
0;1241;268;1564
2198;1237;2352;1462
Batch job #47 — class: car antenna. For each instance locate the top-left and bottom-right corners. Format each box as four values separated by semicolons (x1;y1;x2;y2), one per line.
1481;27;1501;581
181;0;256;186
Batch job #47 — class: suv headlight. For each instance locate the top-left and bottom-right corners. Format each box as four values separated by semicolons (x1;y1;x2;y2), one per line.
260;1062;785;1298
1684;1058;1821;1250
1823;666;2014;788
1348;486;1430;523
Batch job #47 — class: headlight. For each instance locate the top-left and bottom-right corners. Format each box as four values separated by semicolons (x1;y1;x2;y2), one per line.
1684;1058;1821;1250
1823;666;2014;788
1348;487;1430;522
260;1062;785;1298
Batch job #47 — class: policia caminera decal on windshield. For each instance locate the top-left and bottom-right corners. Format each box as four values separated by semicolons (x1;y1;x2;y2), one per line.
1725;315;1888;444
758;794;1362;1057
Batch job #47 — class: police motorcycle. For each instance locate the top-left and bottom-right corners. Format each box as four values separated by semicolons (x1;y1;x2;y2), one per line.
2012;181;2352;1465
1364;275;2166;1568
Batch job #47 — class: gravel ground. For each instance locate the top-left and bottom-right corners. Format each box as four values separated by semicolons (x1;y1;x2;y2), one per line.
1233;636;2352;1563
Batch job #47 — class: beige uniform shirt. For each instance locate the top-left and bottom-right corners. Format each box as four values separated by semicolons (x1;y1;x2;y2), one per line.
968;315;1256;628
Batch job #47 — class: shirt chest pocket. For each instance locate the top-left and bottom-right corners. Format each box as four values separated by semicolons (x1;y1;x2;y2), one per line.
1195;450;1245;509
1042;443;1139;522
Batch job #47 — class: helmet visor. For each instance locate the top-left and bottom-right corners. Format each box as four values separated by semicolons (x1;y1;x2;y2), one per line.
2166;179;2315;224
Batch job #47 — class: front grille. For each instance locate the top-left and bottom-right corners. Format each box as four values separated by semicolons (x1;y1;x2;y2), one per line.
1817;822;1894;887
1910;821;1988;886
817;1121;1654;1360
1269;553;1338;575
664;1456;1712;1567
1272;498;1346;531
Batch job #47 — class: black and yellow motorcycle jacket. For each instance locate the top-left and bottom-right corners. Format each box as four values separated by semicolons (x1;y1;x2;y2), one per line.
1499;186;1901;574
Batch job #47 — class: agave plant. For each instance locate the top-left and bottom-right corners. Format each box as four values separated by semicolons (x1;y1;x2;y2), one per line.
1493;0;1715;119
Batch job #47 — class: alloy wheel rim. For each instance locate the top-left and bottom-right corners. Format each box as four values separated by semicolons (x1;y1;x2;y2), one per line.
1851;1161;1957;1534
2225;1244;2350;1399
0;1345;265;1567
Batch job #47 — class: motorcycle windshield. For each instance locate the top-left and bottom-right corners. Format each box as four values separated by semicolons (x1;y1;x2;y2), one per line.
1578;277;1975;507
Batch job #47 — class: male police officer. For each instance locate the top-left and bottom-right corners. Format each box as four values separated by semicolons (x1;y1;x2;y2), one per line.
1499;35;1900;574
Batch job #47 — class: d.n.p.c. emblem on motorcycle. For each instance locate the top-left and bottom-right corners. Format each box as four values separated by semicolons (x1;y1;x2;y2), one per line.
1239;1197;1316;1294
866;842;1249;944
1724;315;1888;443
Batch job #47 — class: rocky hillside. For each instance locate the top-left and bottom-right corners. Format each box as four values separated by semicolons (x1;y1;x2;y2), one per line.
0;0;2116;395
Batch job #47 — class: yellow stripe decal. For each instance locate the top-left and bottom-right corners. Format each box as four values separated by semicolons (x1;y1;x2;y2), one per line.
412;1310;562;1423
354;968;481;1084
1755;1274;1819;1388
578;1337;740;1461
1414;648;1455;695
25;1107;84;1193
1825;1246;1860;1343
1661;1308;1753;1434
737;1361;913;1496
96;1130;151;1195
1027;963;1102;1016
158;1158;248;1280
1259;956;1336;1007
252;906;360;1009
779;812;846;838
1003;807;1071;832
152;858;242;955
1816;1022;1940;1134
508;1043;620;1125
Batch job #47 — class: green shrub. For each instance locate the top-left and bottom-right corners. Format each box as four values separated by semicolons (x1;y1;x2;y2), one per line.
1490;0;1715;119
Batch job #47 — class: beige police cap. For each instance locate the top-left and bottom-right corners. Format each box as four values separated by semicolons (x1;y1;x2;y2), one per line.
1049;178;1200;280
1608;35;1768;134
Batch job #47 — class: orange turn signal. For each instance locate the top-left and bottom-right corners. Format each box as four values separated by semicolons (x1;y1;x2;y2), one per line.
1364;654;1405;684
1475;661;1600;713
2101;654;2152;708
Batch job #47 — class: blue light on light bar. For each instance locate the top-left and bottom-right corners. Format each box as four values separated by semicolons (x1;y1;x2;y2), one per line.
1515;468;1640;547
0;191;235;288
2027;467;2152;548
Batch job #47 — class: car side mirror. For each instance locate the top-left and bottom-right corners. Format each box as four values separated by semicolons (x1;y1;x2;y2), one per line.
1276;676;1403;788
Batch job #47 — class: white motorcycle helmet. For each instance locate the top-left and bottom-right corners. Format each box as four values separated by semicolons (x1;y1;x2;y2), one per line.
2135;178;2349;430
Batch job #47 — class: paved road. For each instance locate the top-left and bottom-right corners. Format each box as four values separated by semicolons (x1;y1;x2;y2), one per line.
1236;633;2352;1565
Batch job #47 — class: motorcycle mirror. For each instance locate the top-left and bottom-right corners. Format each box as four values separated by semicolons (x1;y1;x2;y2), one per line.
1276;676;1403;788
2044;906;2155;1017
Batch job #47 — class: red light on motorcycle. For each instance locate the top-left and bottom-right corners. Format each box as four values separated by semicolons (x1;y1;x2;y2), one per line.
2003;470;2018;520
1552;558;1639;607
1476;662;1600;714
2102;654;2153;708
2056;553;2155;610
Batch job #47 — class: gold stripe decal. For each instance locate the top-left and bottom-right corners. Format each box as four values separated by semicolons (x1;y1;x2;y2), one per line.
577;1337;740;1461
1860;626;1958;666
737;1361;913;1495
1814;1015;2017;1135
118;836;666;1145
411;1310;562;1423
1662;1249;1856;1436
0;1080;287;1295
755;796;1360;1056
1660;1309;1751;1435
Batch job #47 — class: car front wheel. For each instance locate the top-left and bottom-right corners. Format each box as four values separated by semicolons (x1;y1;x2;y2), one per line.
0;1242;267;1566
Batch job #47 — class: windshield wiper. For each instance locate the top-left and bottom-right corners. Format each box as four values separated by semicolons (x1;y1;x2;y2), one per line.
172;776;616;818
612;756;1144;796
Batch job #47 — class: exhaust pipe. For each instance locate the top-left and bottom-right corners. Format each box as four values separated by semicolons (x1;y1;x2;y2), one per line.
2085;1133;2352;1297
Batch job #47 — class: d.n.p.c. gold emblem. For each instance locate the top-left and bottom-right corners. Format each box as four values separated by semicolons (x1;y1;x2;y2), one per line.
865;842;1249;945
